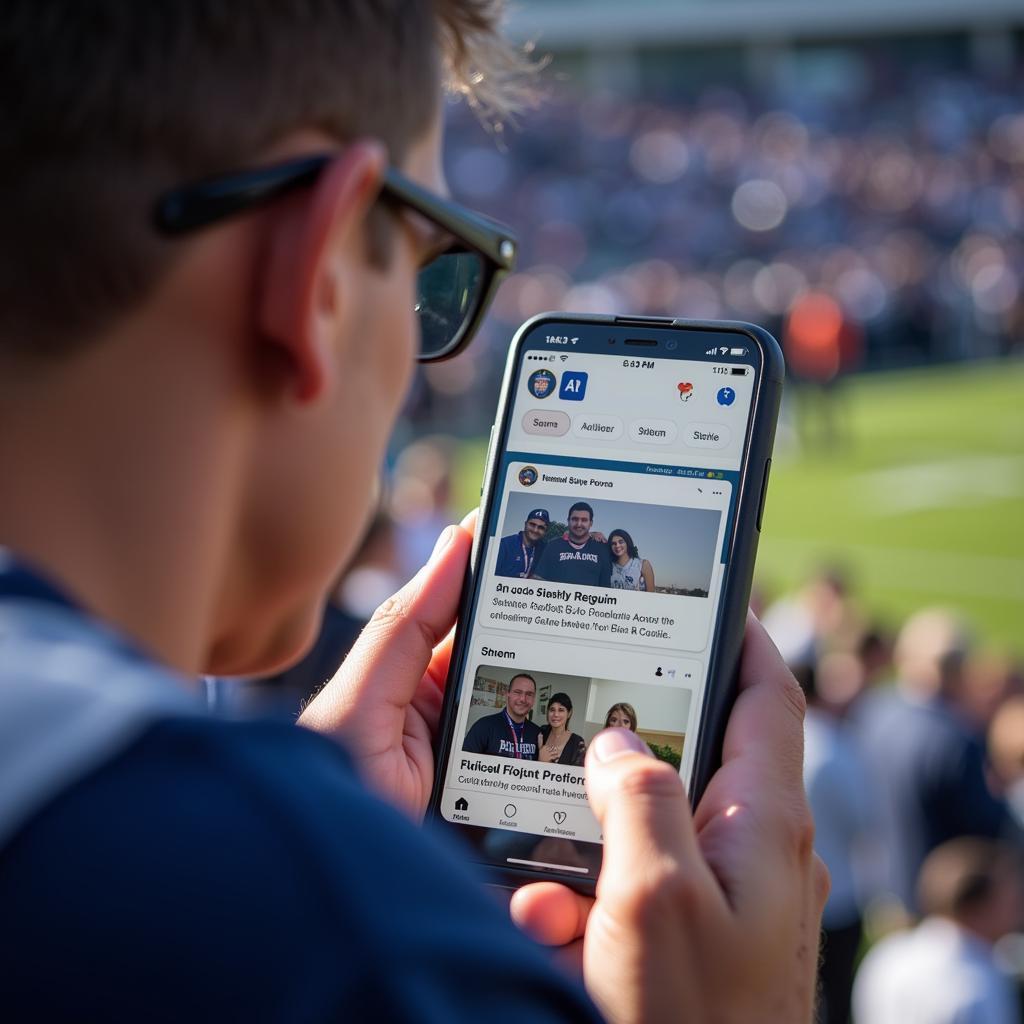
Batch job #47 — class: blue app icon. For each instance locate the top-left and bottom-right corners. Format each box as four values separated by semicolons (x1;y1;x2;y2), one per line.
716;386;736;407
559;371;588;401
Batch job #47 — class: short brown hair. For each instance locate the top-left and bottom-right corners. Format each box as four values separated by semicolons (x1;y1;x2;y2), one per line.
917;837;1016;921
0;1;525;356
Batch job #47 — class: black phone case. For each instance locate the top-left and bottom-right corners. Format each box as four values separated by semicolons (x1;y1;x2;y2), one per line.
427;312;784;893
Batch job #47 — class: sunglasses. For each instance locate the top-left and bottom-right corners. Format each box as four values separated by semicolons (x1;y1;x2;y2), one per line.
155;154;517;362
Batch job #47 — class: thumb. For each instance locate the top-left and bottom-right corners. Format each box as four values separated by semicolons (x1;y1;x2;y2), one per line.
586;729;715;900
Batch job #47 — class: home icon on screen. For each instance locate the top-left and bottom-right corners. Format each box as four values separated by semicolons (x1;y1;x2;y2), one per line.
455;797;469;811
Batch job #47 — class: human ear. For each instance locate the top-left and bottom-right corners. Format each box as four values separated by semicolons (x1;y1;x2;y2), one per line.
258;139;387;403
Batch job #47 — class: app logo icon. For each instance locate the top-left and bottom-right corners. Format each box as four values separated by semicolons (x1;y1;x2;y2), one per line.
716;386;736;407
558;370;588;401
677;381;693;402
518;466;538;487
528;368;556;399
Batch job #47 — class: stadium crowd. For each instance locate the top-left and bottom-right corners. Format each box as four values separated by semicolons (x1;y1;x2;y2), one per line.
408;55;1024;433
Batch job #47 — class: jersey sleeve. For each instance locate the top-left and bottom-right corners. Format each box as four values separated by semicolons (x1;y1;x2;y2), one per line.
462;716;490;754
0;716;600;1023
494;535;516;577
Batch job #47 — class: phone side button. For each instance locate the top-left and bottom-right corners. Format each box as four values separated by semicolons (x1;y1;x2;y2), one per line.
756;458;772;531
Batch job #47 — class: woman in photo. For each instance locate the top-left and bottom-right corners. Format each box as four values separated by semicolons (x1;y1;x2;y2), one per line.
538;692;587;766
608;529;655;592
604;702;639;732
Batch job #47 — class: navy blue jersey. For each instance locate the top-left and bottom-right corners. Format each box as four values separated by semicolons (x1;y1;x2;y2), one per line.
0;557;600;1023
462;710;541;759
494;532;545;578
533;537;611;588
0;716;598;1022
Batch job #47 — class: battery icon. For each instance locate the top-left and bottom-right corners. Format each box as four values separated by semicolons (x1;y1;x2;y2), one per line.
729;347;746;356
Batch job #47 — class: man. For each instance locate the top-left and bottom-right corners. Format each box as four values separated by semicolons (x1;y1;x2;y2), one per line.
463;673;542;759
495;508;549;578
853;838;1023;1024
795;658;877;1024
0;4;826;1022
531;501;611;588
853;609;1009;912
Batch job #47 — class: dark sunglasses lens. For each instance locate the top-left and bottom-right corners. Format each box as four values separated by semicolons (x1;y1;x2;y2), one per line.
416;250;485;359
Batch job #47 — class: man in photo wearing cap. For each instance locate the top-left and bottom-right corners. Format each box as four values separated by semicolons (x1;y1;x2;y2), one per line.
495;509;550;578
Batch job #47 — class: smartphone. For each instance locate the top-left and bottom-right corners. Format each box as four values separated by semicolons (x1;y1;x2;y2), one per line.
428;312;783;892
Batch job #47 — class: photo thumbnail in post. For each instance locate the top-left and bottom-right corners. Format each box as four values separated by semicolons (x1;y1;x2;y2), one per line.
495;490;721;598
461;664;693;772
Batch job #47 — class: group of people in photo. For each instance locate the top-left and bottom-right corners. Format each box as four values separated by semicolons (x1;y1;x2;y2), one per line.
462;671;640;766
495;503;656;592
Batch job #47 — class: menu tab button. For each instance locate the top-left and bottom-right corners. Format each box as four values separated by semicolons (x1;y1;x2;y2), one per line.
629;419;678;445
523;410;570;436
572;414;623;441
685;423;731;449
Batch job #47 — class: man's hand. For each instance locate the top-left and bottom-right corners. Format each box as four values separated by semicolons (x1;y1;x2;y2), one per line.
298;514;474;817
510;613;830;1024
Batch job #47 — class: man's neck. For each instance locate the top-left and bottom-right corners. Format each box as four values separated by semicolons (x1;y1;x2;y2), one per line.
521;531;537;549
0;322;243;675
505;708;527;724
568;533;591;548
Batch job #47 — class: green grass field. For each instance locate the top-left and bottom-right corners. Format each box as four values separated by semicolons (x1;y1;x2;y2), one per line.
453;359;1024;656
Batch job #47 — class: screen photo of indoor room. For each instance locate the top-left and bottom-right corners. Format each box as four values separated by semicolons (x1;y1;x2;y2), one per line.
467;665;691;768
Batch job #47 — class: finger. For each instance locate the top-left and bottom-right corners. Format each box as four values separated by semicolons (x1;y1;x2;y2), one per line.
302;522;472;730
418;508;479;695
721;611;807;789
586;729;717;901
509;882;593;946
459;507;478;535
692;613;812;887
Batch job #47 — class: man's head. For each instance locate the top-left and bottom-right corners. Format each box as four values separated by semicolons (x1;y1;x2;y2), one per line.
894;608;972;702
917;837;1023;944
0;2;524;676
505;673;537;722
567;501;594;543
523;508;549;545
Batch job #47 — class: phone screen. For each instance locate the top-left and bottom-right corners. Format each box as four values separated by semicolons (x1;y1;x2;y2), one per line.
435;320;765;880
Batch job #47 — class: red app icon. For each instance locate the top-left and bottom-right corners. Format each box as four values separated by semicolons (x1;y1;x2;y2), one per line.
677;381;693;402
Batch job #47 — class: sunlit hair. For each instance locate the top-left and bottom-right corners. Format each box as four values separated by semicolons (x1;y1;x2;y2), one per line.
0;0;535;356
604;702;637;731
608;529;639;560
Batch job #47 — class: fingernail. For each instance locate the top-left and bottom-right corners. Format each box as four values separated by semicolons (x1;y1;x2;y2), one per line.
429;525;455;562
591;728;652;763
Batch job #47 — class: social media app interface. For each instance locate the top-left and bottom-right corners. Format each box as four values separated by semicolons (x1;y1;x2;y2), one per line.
439;331;758;870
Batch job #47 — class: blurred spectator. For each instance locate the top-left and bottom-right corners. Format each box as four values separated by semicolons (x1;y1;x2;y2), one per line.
854;609;1010;912
795;658;878;1024
762;565;864;669
989;696;1024;831
785;291;863;451
389;437;457;578
852;838;1023;1024
960;653;1024;734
